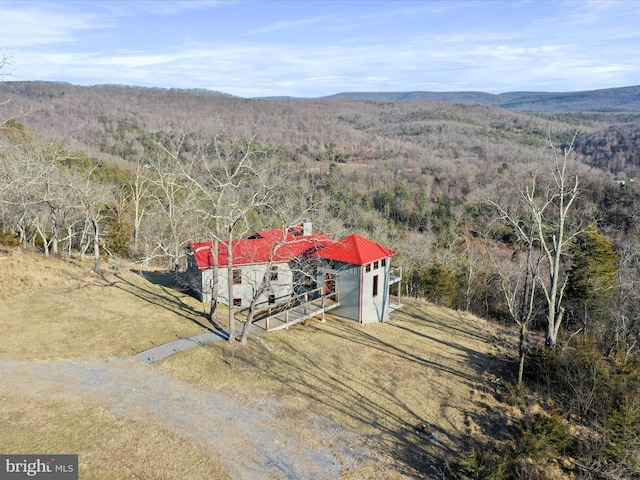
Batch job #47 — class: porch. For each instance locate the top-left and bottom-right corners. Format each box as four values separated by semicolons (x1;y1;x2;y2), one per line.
389;266;403;311
239;287;341;332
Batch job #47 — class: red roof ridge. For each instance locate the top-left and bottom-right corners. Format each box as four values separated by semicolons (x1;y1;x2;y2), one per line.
190;228;394;269
189;229;333;269
312;233;395;265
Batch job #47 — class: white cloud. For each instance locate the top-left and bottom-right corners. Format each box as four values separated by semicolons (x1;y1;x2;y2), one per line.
0;6;110;47
3;0;640;97
249;14;339;35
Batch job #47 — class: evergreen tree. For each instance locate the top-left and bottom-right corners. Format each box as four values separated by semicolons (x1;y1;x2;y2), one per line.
566;229;619;343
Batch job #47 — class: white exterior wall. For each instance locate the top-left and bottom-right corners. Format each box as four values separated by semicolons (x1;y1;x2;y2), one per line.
360;259;391;323
200;268;214;303
215;262;294;308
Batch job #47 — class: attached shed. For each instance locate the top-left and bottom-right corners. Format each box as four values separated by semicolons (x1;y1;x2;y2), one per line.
312;234;397;324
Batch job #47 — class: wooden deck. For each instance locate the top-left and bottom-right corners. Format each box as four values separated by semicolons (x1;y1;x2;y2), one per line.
389;301;404;311
248;288;341;332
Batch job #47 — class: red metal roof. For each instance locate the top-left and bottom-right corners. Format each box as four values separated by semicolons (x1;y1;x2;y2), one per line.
311;233;395;265
190;226;333;269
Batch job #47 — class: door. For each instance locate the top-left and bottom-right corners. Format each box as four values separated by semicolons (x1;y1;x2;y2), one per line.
324;273;336;295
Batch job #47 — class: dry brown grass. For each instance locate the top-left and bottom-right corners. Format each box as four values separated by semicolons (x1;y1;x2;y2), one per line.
0;249;210;360
0;248;516;478
0;396;232;480
0;249;235;478
161;301;514;478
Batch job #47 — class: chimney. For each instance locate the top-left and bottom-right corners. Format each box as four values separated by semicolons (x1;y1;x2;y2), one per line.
302;220;312;236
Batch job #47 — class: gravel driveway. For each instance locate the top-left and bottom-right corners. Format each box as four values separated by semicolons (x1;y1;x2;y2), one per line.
0;358;369;479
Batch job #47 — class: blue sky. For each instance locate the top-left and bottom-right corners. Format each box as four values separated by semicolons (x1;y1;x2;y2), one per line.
1;0;638;97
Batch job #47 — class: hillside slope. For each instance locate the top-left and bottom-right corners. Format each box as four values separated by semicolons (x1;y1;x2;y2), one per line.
3;80;638;177
0;79;598;178
0;248;516;478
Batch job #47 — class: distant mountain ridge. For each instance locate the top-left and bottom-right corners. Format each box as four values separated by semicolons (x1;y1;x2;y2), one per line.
321;85;640;112
4;80;640;112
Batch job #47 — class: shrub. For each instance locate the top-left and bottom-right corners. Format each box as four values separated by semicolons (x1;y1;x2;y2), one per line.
449;444;506;480
0;225;20;247
511;414;573;460
408;262;458;307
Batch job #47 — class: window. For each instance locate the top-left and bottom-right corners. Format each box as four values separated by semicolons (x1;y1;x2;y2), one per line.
374;260;379;269
373;275;379;297
233;298;242;307
365;263;371;273
268;294;276;304
270;266;278;281
381;258;386;267
233;268;242;284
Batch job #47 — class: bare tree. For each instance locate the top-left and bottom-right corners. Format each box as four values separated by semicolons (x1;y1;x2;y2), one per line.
64;166;113;273
0;50;11;80
237;181;325;344
145;132;201;271
237;229;288;345
486;227;541;383
492;133;582;349
0;138;46;249
181;135;277;342
33;141;72;256
182;132;326;344
129;154;149;252
611;238;640;358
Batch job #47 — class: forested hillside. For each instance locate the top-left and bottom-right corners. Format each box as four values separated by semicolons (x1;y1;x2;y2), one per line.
2;80;640;478
325;84;640;112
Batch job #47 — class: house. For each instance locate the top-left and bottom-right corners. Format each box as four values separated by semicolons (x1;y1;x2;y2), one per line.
186;222;402;325
187;222;332;307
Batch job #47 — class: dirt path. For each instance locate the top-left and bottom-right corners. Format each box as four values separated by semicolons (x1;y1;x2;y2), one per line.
0;358;367;479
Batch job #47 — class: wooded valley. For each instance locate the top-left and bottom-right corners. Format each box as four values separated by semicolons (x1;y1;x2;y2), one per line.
2;78;640;479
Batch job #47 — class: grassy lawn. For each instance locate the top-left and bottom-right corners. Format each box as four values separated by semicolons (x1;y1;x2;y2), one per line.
160;301;513;478
0;396;232;480
0;250;235;478
0;250;210;360
0;248;515;478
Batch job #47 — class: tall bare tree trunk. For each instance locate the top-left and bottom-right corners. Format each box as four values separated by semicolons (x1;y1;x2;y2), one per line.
493;133;580;351
518;323;526;385
92;216;100;273
132;156;147;252
51;207;58;256
240;294;260;344
133;201;141;251
173;231;180;275
240;258;273;344
227;239;235;343
209;239;219;319
35;222;49;257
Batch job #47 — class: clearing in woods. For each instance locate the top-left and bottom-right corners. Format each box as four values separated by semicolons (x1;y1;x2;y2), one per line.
0;249;514;479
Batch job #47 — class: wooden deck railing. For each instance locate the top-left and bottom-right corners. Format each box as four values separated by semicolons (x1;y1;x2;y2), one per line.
238;287;340;331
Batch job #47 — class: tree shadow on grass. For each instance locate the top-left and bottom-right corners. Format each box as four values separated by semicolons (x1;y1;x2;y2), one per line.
99;270;214;333
323;319;512;476
217;310;515;478
137;270;190;292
